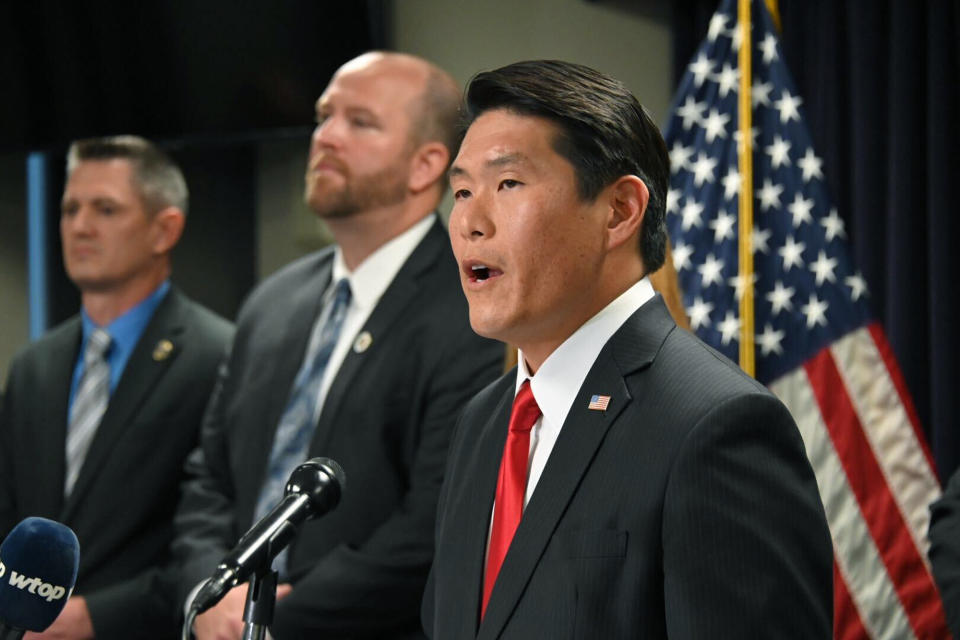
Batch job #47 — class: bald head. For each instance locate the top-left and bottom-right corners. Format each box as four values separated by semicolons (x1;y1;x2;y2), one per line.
333;52;462;164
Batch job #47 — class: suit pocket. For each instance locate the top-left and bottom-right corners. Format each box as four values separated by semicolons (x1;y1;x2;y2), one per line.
556;528;628;559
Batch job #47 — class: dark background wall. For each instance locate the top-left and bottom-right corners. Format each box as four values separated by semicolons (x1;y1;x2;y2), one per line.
0;0;675;384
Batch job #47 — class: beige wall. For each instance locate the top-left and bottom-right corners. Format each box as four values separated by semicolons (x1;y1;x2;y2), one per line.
0;155;29;387
255;135;332;280
391;0;673;122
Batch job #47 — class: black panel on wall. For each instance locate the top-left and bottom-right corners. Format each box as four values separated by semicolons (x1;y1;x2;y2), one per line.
42;155;80;327
0;1;382;152
169;143;257;322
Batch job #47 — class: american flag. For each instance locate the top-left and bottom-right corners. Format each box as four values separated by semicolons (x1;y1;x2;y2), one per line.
588;394;611;411
664;0;949;637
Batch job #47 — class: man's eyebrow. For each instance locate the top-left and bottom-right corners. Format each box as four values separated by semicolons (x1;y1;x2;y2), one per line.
315;101;378;120
487;152;527;168
448;152;530;181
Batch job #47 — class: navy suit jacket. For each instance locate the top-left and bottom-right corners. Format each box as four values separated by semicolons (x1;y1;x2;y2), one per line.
424;296;833;639
0;288;232;638
173;217;505;638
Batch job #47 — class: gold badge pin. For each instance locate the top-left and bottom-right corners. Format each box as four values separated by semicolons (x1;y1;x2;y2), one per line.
353;331;373;354
152;339;174;361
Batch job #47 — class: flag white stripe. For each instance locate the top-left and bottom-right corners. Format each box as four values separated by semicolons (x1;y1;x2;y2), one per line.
830;328;941;562
771;368;916;640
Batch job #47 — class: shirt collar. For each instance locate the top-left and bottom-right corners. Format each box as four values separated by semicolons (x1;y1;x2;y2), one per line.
515;277;655;429
331;214;435;309
80;280;171;349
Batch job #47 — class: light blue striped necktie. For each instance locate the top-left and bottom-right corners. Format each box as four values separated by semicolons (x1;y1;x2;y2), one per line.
253;278;352;574
65;328;112;496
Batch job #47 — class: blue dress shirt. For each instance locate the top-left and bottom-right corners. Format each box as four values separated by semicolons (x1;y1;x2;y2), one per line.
67;281;171;417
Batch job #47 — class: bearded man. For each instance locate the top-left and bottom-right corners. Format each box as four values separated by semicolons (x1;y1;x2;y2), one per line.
173;52;504;639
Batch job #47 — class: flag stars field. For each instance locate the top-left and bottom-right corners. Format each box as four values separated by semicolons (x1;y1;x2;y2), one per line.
669;141;694;173
787;192;815;227
773;89;802;123
676;96;706;130
752;80;773;107
709;210;737;243
690;152;719;185
680;198;705;230
722;167;742;199
778;235;806;270
801;293;829;328
697;253;725;287
701;109;730;143
756;323;785;356
757;178;783;210
798;148;824;182
752;226;772;254
766;134;792;169
718;310;741;345
688;52;714;87
821;208;846;241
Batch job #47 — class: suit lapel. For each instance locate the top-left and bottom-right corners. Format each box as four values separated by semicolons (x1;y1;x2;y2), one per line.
35;321;82;518
310;218;445;454
478;296;676;639
445;383;514;637
238;256;333;528
60;290;185;521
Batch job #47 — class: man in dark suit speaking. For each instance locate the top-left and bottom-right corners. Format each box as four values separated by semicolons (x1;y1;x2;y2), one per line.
422;60;833;638
0;136;233;639
173;52;504;639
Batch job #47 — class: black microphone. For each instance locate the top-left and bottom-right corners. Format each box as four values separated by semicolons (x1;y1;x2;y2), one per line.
0;517;80;639
190;457;345;614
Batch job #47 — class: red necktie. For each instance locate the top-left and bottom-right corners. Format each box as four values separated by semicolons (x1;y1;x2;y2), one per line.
482;380;541;618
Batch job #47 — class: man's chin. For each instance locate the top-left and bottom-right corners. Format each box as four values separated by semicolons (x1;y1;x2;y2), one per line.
310;204;358;220
305;191;356;220
69;277;114;294
468;314;513;344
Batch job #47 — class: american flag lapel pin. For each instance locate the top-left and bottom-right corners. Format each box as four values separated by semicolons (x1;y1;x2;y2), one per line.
588;394;611;411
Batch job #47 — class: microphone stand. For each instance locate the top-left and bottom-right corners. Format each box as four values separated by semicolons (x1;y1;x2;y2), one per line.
241;568;278;640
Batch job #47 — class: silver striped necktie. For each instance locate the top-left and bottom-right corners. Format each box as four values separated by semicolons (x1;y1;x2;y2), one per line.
65;328;112;496
253;278;352;576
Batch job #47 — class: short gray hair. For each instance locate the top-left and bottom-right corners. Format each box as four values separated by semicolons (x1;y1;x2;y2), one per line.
66;135;189;216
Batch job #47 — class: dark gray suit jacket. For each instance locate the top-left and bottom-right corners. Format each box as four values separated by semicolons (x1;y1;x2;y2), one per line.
0;287;233;639
424;295;833;639
928;468;960;637
173;217;504;638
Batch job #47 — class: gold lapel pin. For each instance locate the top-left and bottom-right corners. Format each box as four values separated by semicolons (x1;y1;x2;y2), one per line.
353;331;373;354
153;339;174;362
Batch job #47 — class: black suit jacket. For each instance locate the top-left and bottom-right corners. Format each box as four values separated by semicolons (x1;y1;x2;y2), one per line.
424;296;833;639
928;468;960;637
173;217;504;638
0;288;233;639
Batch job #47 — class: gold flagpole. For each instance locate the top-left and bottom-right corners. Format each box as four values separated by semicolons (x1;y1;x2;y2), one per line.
737;0;756;376
764;0;781;32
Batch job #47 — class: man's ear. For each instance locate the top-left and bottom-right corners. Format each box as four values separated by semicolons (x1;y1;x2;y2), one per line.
408;141;450;194
150;207;185;255
605;175;649;251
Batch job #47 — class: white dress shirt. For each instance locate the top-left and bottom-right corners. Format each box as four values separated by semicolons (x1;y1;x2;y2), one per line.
310;214;435;421
514;277;655;506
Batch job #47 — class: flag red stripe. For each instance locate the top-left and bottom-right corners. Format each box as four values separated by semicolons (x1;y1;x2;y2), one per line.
805;349;949;638
868;323;940;483
833;560;869;640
